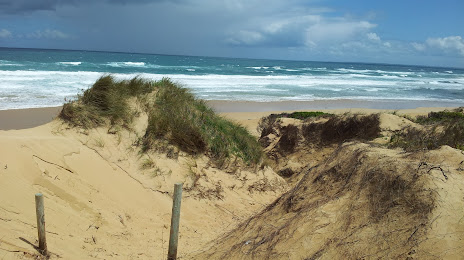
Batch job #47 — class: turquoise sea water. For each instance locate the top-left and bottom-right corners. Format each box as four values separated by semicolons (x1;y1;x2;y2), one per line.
0;48;463;110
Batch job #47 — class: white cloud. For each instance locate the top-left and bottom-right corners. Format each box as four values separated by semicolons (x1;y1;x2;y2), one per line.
264;15;321;35
226;30;264;45
367;32;380;42
0;29;12;38
426;36;464;56
411;42;426;51
27;29;70;39
227;11;377;49
305;21;376;46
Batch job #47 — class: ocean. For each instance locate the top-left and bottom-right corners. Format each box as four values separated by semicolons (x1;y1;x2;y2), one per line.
0;47;463;110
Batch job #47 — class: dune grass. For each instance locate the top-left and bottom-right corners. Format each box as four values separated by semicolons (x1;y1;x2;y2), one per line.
257;111;334;138
287;111;333;120
302;113;381;145
59;75;155;128
390;108;464;151
60;76;262;166
143;78;262;165
415;109;464;124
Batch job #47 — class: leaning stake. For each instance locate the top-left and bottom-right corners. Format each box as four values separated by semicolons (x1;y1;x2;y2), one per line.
35;193;48;256
167;183;183;260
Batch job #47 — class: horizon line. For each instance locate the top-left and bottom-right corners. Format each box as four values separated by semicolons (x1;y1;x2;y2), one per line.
0;46;463;70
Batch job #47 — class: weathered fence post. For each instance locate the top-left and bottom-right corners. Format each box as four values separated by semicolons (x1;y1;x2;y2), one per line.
167;183;183;260
35;193;48;256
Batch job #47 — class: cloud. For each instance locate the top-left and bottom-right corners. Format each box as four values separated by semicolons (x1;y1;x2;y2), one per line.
226;11;376;49
367;32;380;42
0;0;172;14
409;36;464;56
0;28;12;38
226;30;264;45
0;0;60;13
26;29;70;39
226;15;321;47
411;42;426;51
305;20;376;46
2;0;461;67
426;36;464;56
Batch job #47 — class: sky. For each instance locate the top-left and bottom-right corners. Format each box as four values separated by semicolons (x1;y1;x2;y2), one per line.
0;0;463;68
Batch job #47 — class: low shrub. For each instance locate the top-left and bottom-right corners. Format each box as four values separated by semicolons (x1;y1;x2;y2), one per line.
416;109;464;124
302;114;381;145
390;108;464;151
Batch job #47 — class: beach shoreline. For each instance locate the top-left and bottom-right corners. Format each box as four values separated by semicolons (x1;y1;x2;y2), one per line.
0;100;461;130
0;106;62;130
207;99;463;113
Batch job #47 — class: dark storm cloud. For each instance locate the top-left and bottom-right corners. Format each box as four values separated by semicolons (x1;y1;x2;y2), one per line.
0;0;175;14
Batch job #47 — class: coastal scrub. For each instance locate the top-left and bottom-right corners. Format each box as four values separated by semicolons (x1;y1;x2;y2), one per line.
390;108;464;151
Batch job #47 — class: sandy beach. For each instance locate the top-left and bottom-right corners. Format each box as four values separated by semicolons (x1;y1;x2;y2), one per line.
0;106;62;130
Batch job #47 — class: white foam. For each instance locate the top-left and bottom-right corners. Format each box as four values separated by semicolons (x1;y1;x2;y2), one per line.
247;66;269;69
0;70;102;109
106;62;146;67
337;68;415;76
337;68;372;73
0;63;23;66
0;69;463;109
58;62;82;66
302;67;327;71
0;60;23;66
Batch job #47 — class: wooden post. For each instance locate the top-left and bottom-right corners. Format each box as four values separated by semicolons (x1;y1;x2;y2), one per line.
35;193;48;256
167;183;183;260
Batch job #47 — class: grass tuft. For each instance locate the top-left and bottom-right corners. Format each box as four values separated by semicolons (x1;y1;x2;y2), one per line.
286;111;333;120
59;75;155;128
143;78;262;166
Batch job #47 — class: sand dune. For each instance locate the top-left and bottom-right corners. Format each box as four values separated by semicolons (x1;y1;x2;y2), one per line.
0;112;286;259
1;105;463;259
194;110;464;259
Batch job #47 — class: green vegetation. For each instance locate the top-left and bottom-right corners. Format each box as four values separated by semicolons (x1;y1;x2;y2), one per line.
415;110;464;124
266;111;333;121
60;76;262;166
390;108;464;151
285;111;333;120
140;157;156;170
60;75;154;128
142;78;262;165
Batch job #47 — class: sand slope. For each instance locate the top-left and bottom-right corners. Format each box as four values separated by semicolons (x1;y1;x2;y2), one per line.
0;118;286;259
